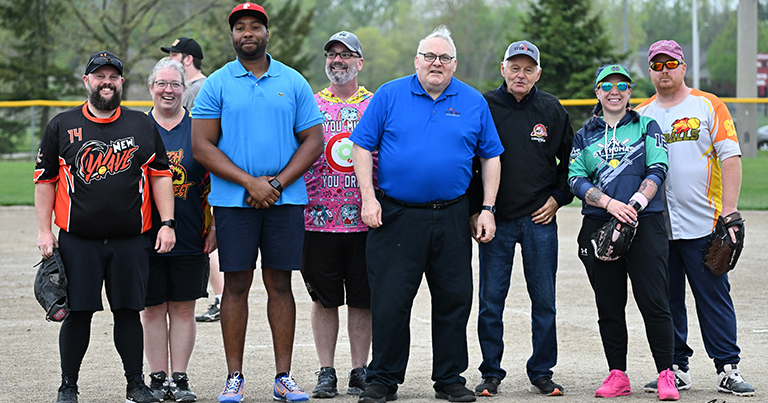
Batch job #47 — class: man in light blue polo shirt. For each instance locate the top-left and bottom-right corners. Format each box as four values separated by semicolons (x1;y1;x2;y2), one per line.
191;3;323;403
350;25;503;403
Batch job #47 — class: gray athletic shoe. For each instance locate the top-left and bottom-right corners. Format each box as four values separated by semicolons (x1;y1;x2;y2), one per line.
169;372;197;402
717;364;755;397
148;371;169;401
312;367;338;398
195;299;220;322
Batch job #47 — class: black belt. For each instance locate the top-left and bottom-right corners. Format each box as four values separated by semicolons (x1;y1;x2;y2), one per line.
378;190;463;210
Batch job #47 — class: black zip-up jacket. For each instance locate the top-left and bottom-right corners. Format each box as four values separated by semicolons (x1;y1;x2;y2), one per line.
469;82;574;220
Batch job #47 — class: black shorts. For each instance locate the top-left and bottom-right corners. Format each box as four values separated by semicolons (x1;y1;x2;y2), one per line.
301;231;370;309
214;205;304;272
145;254;210;306
57;230;152;311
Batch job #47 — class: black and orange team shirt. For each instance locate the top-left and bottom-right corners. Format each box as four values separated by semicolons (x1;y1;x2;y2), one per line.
34;103;172;239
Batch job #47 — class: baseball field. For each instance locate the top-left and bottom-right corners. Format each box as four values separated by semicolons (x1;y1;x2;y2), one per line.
2;206;765;403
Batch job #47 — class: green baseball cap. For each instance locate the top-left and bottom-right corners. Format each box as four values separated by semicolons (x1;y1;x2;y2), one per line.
595;64;631;86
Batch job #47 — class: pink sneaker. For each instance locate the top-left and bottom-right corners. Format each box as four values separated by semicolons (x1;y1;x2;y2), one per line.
657;369;679;401
595;369;631;398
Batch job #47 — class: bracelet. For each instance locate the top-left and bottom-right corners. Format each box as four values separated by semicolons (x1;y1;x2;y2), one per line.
210;225;216;231
605;198;612;210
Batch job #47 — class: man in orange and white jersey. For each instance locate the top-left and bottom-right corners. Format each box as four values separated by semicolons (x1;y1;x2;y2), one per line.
636;39;754;397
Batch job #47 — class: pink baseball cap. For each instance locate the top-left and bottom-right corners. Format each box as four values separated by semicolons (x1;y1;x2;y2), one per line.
648;40;684;62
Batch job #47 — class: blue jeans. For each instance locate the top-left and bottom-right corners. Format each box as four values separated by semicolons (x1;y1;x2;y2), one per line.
477;216;558;383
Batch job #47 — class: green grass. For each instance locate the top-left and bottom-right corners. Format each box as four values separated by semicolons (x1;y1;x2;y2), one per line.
740;150;768;210
1;152;767;208
0;160;35;206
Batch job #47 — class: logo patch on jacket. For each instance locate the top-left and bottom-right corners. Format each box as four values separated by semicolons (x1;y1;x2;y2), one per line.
530;124;547;143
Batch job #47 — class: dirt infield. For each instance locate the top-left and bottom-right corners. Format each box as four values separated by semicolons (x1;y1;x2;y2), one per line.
2;206;766;403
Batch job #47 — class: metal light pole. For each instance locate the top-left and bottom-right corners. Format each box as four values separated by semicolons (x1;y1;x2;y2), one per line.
692;0;700;89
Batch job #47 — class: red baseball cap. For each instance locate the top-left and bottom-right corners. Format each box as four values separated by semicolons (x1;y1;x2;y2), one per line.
229;3;268;30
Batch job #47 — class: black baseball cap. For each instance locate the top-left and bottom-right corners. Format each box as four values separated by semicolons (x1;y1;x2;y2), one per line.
84;51;123;75
161;37;204;60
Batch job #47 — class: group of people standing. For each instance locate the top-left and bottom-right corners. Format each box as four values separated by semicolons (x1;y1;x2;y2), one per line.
34;2;753;403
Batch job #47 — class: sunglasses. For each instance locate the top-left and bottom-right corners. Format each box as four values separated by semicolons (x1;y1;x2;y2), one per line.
86;55;123;73
650;60;681;71
598;82;630;92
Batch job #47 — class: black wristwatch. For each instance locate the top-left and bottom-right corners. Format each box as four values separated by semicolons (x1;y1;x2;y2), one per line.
482;205;496;214
160;219;176;229
269;178;283;193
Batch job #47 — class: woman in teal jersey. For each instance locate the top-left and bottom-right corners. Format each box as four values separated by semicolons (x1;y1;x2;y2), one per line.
568;65;678;401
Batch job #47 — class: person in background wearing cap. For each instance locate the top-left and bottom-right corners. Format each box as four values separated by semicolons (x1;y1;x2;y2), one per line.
468;40;573;398
35;51;176;403
161;37;207;112
351;25;503;403
636;40;755;397
569;64;677;400
191;3;323;403
301;30;374;399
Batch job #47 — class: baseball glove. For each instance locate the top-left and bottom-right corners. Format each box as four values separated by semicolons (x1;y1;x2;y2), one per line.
33;248;70;322
703;212;745;276
591;217;637;261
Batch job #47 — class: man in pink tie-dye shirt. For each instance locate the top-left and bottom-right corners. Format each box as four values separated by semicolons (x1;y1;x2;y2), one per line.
301;30;376;399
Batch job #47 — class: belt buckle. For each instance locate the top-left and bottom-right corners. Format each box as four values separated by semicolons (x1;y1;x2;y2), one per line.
432;202;443;210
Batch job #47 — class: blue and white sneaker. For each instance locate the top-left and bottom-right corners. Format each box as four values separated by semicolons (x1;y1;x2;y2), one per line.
219;372;245;403
274;373;309;402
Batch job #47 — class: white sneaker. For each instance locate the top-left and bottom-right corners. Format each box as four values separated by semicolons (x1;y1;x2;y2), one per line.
717;364;755;397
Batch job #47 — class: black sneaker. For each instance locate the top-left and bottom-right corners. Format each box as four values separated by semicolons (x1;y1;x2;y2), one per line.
474;377;500;397
57;380;78;403
312;367;339;398
529;376;564;396
127;375;161;403
196;299;220;322
358;384;397;403
717;364;755;397
148;371;169;401
348;366;369;395
435;383;476;402
169;372;197;402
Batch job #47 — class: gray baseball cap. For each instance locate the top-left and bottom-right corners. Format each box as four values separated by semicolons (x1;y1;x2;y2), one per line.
324;31;363;58
504;40;540;66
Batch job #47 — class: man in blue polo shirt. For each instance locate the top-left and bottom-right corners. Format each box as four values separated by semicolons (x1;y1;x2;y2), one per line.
191;3;323;403
350;25;503;403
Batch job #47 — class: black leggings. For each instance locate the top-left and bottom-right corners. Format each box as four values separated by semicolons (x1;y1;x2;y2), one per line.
577;213;674;373
60;309;144;384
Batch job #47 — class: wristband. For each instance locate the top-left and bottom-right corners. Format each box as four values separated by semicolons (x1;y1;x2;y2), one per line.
605;198;612;210
629;192;648;211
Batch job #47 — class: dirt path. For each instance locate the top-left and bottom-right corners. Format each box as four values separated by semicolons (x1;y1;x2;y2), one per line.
2;206;766;402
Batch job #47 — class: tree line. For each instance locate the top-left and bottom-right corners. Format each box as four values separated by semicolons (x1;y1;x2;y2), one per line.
0;0;766;154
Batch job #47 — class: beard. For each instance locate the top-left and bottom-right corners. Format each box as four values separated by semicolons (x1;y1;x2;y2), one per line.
233;37;268;61
87;82;122;111
325;61;358;85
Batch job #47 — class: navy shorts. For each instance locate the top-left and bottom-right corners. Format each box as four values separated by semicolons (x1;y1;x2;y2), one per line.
57;230;152;311
301;231;371;309
145;254;210;306
214;205;304;272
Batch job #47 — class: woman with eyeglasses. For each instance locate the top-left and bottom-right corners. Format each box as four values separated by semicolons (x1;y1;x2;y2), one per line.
140;58;216;402
568;65;678;401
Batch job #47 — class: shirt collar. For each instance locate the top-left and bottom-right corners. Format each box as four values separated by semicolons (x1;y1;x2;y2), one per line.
233;53;278;78
409;74;459;100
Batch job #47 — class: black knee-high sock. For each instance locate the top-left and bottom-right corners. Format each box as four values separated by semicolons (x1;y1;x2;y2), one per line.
113;308;144;382
59;311;95;385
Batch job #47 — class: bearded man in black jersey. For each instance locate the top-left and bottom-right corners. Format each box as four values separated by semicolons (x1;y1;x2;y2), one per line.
35;51;176;403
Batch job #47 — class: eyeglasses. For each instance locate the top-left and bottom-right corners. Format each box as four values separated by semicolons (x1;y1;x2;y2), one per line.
419;52;455;64
153;80;184;90
650;60;681;71
325;51;358;60
598;82;630;92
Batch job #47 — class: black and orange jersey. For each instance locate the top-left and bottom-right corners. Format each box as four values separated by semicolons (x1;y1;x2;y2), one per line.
34;103;172;239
